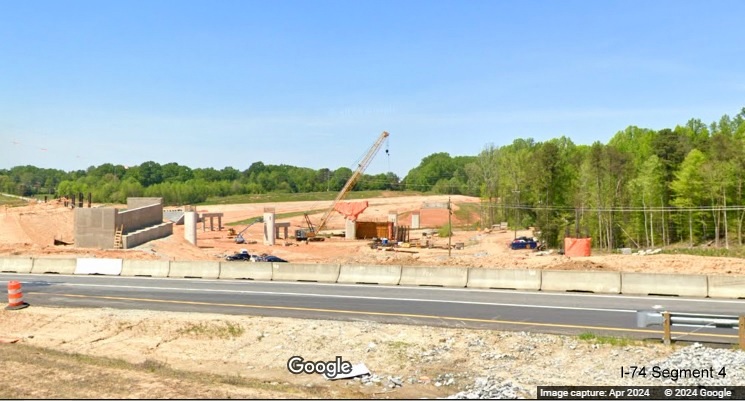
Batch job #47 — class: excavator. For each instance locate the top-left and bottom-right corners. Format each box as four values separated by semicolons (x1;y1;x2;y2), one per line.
229;217;264;244
298;131;390;241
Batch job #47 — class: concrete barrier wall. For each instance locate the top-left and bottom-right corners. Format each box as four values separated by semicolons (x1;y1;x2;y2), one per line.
122;222;173;249
467;268;541;290
219;262;273;280
399;266;468;287
11;258;745;299
74;258;123;275
541;270;621;293
31;258;77;274
707;275;745;299
337;264;402;285
121;259;170;277
271;263;340;283
0;257;34;273
622;272;708;297
168;261;220;279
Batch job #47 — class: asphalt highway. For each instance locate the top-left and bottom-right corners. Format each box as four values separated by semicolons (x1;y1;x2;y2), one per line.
1;273;742;344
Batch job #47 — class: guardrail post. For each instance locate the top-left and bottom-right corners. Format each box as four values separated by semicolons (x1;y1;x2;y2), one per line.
739;316;744;350
663;311;671;346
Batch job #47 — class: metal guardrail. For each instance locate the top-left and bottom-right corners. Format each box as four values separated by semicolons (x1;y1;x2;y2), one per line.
637;310;745;348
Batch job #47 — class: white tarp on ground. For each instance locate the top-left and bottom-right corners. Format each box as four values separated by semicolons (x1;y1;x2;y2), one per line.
74;258;123;275
324;363;370;380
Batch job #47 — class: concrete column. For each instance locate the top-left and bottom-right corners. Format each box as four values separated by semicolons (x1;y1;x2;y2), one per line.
388;210;398;226
345;218;356;240
263;208;276;245
411;212;421;229
184;211;197;246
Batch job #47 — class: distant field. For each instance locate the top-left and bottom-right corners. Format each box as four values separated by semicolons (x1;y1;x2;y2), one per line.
227;208;328;226
0;195;28;207
201;190;425;205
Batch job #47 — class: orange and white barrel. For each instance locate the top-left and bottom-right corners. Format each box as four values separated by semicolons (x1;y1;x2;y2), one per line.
5;281;29;310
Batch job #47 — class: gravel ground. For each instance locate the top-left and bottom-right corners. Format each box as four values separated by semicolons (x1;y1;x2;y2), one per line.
444;342;745;399
2;307;744;399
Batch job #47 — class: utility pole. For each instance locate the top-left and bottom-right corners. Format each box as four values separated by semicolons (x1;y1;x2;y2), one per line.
448;197;452;257
512;189;520;239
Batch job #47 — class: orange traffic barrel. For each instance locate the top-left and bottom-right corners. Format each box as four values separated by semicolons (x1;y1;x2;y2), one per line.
5;281;29;310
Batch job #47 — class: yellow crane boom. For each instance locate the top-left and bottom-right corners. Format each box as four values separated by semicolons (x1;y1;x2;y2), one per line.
313;131;390;234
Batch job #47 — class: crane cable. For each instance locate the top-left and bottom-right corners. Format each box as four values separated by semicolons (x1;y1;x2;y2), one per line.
386;137;390;172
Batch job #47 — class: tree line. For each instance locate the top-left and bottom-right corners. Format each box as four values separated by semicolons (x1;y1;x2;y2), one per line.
0;161;402;205
464;108;745;248
2;107;744;249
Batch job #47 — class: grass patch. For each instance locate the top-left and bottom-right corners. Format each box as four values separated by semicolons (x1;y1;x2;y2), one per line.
453;202;481;228
577;332;636;346
0;342;355;398
386;340;412;350
201;190;423;205
0;194;28;207
177;321;245;339
228;208;326;226
663;246;745;259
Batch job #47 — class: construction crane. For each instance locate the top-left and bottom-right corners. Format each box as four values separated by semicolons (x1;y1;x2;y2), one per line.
303;131;390;238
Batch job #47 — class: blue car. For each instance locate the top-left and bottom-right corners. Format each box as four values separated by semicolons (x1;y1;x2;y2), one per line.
510;236;539;250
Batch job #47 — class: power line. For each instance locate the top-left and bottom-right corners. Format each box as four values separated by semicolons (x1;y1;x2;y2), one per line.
486;204;745;213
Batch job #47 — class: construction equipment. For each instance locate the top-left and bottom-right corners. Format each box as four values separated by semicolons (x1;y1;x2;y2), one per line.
303;131;390;236
233;217;263;244
296;213;324;242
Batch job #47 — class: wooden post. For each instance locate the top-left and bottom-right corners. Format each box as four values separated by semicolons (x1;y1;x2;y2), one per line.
448;197;452;257
739;316;744;350
88;192;92;208
663;311;671;346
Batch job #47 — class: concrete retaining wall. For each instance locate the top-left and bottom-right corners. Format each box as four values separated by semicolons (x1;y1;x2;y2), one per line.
168;261;220;279
219;262;273;280
122;222;173;249
127;197;163;210
467;268;541;290
74;258;123;275
622;272;708;297
121;260;170;277
541;270;621;293
399;266;468;287
271;263;340;283
74;207;118;249
117;203;164;235
31;258;77;274
0;257;34;273
707;275;745;299
337;264;402;285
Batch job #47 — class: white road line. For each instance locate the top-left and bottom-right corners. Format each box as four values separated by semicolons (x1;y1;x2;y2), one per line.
55;282;636;313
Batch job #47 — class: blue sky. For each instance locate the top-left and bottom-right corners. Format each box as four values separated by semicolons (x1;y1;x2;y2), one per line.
1;0;744;177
